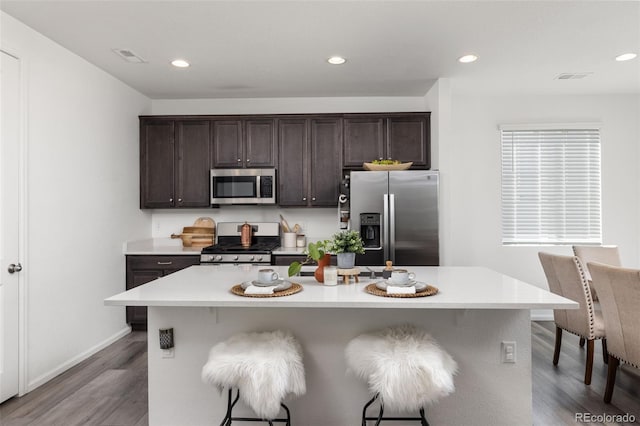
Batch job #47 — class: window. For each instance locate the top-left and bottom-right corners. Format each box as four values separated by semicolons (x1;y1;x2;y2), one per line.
501;124;601;245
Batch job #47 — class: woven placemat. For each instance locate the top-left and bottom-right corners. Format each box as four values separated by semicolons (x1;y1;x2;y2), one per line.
365;283;439;298
231;282;302;298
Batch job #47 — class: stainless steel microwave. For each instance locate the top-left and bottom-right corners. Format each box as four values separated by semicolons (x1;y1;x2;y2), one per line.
210;168;276;205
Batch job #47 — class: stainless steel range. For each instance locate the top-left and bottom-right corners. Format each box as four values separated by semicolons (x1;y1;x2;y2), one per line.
200;222;280;264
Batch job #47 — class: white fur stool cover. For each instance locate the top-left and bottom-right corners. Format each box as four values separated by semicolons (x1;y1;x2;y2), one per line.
201;330;306;419
345;325;457;412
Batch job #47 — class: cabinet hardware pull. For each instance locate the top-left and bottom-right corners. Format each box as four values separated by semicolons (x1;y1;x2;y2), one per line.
178;198;182;202
312;197;316;201
379;157;383;160
302;197;307;201
237;158;241;162
157;261;173;265
246;159;250;162
169;198;173;202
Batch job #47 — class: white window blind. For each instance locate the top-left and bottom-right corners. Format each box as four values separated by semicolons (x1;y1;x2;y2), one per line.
501;126;601;245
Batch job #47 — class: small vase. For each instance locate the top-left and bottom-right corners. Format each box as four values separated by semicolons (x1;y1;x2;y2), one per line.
314;254;332;283
337;252;356;269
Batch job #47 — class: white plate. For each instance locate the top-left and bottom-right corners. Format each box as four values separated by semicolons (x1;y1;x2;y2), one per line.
241;280;292;292
252;279;284;287
385;278;418;287
375;280;428;292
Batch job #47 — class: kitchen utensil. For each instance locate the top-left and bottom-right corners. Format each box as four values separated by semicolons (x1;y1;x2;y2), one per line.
365;266;377;279
292;223;301;233
241;222;253;248
258;268;280;283
382;260;393;279
193;217;215;228
283;232;297;247
279;214;291;232
390;269;416;285
182;226;215;234
171;232;214;247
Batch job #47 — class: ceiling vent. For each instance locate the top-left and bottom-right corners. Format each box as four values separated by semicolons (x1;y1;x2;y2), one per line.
112;48;147;63
556;72;593;80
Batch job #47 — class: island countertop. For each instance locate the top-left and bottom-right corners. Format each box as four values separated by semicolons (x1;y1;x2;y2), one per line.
105;264;577;310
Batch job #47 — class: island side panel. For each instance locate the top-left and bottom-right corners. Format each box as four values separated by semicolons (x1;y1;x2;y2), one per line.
148;307;532;426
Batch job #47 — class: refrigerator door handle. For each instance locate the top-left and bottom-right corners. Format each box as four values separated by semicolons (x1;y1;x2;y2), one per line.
383;193;389;261
389;193;396;263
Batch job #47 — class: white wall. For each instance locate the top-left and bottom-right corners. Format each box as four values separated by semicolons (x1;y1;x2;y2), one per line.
447;93;640;295
1;12;152;392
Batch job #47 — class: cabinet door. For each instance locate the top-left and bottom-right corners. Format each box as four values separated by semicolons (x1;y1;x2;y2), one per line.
245;119;276;167
343;116;384;168
212;120;243;168
310;118;342;206
125;255;199;329
176;121;211;207
278;119;308;206
126;269;162;330
140;119;175;208
386;115;430;168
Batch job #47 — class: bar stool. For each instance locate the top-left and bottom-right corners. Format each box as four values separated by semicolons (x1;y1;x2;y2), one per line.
201;330;306;425
345;325;457;426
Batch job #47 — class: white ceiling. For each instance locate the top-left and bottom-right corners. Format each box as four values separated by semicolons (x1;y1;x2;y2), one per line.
2;1;639;99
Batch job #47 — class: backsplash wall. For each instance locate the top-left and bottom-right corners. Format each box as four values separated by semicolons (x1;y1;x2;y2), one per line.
152;206;342;242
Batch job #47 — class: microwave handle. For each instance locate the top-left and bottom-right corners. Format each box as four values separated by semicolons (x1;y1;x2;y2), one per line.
256;175;261;198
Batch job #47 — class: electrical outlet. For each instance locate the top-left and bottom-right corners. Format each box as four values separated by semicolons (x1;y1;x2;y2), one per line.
501;341;516;363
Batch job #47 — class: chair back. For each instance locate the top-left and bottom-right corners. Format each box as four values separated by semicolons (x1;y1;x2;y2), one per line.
572;245;621;281
588;262;640;367
538;252;597;338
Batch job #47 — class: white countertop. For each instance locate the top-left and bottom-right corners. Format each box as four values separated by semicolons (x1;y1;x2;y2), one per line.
105;264;577;310
124;238;203;255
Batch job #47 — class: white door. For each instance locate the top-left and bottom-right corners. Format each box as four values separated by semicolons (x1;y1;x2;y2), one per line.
0;50;21;403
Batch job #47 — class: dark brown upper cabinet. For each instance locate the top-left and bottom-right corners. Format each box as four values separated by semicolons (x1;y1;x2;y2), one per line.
386;115;430;168
342;113;430;169
140;118;210;208
211;119;276;168
278;117;342;207
342;116;385;168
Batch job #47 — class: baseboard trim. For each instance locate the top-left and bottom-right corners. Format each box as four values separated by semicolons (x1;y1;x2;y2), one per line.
26;326;132;393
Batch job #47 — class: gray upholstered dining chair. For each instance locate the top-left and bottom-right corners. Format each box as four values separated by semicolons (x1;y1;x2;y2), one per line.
587;262;640;403
538;252;606;385
572;245;621;300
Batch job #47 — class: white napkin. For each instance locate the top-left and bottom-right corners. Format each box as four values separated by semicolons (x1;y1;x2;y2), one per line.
387;285;416;295
244;285;276;295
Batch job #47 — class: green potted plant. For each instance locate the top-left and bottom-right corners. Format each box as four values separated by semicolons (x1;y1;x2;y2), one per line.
327;230;365;269
287;239;332;281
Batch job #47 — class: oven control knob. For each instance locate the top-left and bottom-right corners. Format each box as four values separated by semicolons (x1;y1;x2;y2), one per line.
215;255;222;261
257;256;263;262
233;255;239;261
249;256;255;261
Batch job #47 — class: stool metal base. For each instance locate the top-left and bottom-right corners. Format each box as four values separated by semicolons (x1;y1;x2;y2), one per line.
220;388;291;426
362;393;429;426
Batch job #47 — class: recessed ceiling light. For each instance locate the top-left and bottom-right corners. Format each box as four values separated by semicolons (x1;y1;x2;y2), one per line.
458;54;478;63
615;53;637;62
327;56;346;65
171;59;190;68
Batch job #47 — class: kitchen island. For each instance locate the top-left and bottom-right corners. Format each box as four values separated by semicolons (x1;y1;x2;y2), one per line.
105;264;576;426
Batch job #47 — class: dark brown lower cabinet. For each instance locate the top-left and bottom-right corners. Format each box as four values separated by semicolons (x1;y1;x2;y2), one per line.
125;255;200;330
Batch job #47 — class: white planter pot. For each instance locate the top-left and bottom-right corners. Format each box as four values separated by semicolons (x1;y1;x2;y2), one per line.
337;252;356;269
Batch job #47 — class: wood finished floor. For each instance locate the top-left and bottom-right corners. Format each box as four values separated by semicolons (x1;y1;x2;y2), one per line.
1;322;638;425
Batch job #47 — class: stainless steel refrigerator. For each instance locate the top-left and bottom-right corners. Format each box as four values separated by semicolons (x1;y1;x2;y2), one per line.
350;170;439;266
